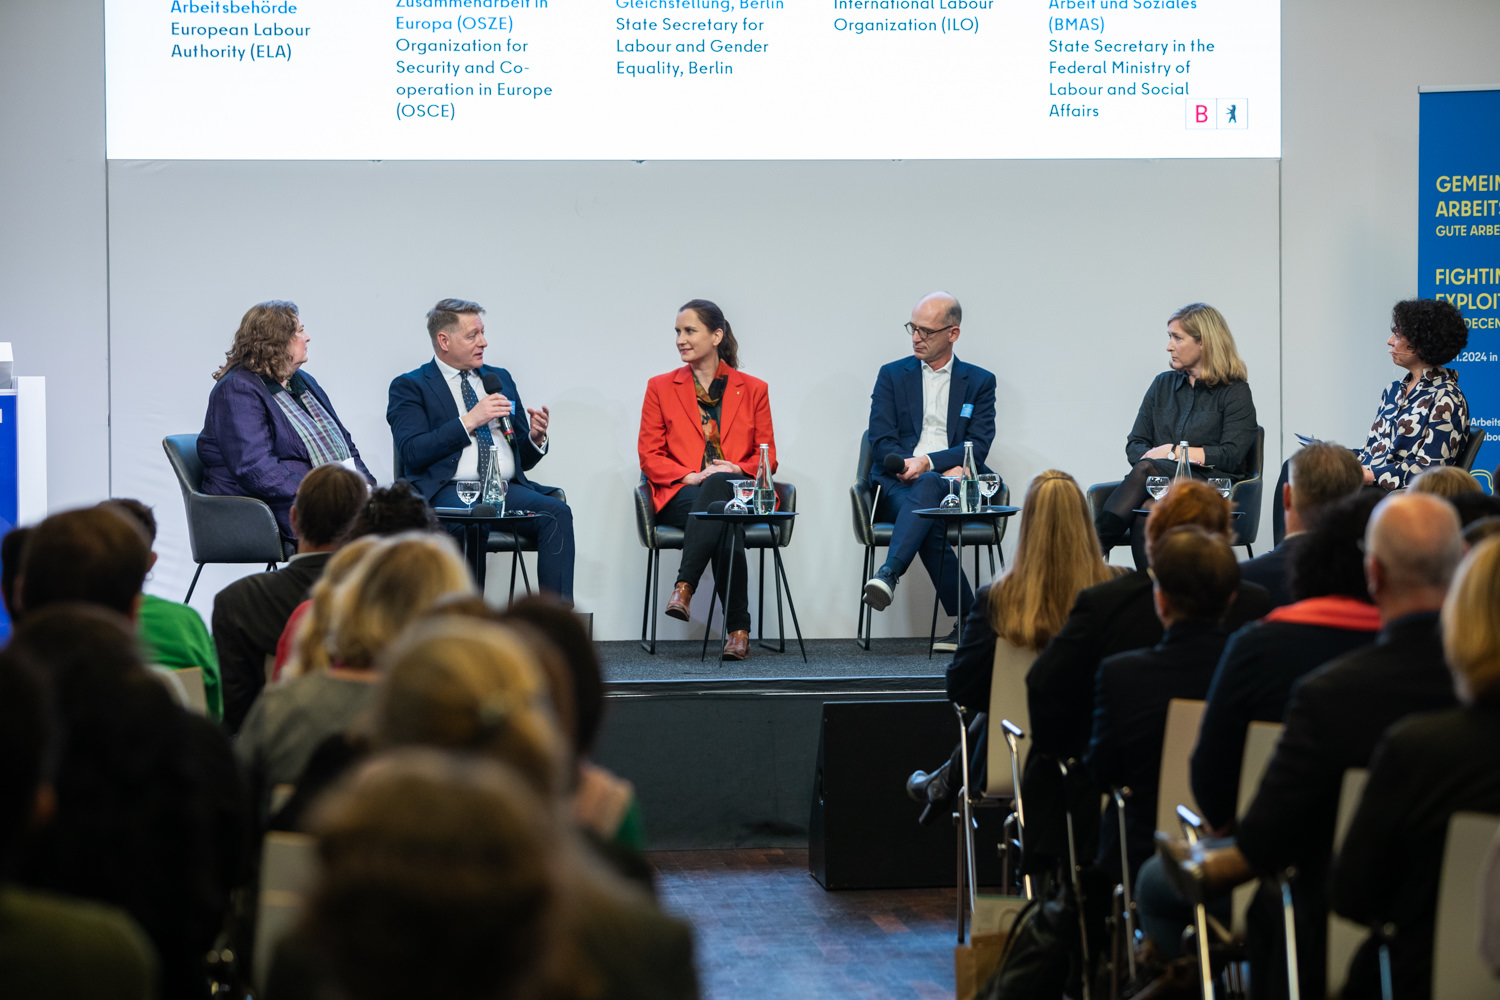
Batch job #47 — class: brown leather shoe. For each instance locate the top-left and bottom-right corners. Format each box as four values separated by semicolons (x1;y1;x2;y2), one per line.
664;582;693;621
722;630;750;661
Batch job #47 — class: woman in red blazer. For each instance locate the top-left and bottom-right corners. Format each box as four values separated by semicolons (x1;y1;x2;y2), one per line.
639;299;778;661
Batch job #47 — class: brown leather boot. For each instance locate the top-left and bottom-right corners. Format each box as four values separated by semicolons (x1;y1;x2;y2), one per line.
722;630;750;661
664;582;693;621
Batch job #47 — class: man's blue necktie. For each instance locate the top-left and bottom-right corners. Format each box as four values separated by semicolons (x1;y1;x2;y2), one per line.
460;370;495;481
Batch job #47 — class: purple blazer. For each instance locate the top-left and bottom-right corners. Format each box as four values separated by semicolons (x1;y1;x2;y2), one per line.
198;366;373;539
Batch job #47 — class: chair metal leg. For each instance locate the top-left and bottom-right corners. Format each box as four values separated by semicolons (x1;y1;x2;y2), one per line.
640;547;659;654
770;543;806;662
508;549;521;604
956;704;978;932
1279;872;1300;1000
185;563;206;603
518;550;532;595
856;546;874;651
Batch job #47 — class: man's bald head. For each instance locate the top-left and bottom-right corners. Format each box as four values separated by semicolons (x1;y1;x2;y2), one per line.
1365;492;1463;602
914;291;961;328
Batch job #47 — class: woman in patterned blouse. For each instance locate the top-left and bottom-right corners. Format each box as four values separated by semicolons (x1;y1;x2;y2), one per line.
1358;299;1471;490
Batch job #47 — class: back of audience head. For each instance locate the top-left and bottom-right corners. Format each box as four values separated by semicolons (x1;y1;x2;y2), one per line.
1364;492;1463;609
304;749;559;1000
1143;479;1231;566
342;481;440;541
17;507;150;622
1290;490;1382;603
1;526;30;618
1287;441;1363;529
1410;464;1483;499
292;463;370;548
328;533;474;671
285;536;386;678
1450;491;1500;531
1441;537;1500;704
0;650;52;877
1465;516;1500;550
1149;525;1240;624
499;596;605;759
375;616;567;799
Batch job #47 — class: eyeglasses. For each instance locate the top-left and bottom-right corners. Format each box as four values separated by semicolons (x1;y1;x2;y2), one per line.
905;322;956;341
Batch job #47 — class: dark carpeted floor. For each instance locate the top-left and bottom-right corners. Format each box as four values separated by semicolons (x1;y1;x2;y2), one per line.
599;637;949;683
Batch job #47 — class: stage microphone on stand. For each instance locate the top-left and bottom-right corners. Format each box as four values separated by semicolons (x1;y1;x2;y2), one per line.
479;371;516;445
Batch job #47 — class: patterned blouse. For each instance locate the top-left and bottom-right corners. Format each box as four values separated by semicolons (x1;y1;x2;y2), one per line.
1357;366;1470;489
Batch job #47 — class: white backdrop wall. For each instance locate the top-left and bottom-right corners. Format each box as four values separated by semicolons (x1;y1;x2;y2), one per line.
105;158;1280;636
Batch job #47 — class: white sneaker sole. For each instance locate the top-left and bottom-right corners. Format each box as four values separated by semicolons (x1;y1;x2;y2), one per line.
932;637;959;653
863;577;894;611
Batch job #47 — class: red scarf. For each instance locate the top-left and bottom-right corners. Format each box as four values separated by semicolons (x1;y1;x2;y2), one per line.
1261;595;1381;631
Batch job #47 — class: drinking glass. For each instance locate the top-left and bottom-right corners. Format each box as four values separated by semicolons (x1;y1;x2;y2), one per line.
1146;476;1170;501
940;476;962;509
977;473;1000;507
455;481;480;510
1208;477;1232;499
725;479;754;513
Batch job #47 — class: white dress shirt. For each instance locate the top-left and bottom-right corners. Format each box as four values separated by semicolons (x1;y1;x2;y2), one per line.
913;354;954;466
433;355;518;483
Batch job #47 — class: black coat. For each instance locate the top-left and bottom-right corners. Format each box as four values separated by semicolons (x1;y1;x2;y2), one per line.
1085;621;1228;881
1333;699;1500;1000
211;552;331;734
1232;612;1458;1000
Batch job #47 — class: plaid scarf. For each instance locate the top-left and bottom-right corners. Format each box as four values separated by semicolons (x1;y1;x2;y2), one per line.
272;378;352;468
695;367;728;467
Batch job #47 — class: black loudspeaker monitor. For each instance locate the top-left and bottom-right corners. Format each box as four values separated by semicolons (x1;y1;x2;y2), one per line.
808;699;1009;890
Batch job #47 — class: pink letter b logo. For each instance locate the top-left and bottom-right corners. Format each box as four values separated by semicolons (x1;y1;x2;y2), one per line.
1194;104;1209;123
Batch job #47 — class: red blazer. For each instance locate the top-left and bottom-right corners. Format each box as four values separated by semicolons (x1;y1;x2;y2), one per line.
638;364;778;512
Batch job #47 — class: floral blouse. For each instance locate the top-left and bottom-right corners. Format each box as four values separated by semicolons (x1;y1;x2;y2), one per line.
1357;366;1470;489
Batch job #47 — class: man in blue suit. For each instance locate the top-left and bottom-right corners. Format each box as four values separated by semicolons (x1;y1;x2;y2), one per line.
863;291;998;651
387;298;574;601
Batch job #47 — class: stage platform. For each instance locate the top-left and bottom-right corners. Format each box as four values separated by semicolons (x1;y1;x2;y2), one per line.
593;638;949;852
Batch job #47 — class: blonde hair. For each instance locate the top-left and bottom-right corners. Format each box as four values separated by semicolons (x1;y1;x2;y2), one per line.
1441;537;1500;704
284;536;385;679
328;533;474;670
374;617;567;798
1170;303;1248;386
989;471;1120;650
1410;465;1483;499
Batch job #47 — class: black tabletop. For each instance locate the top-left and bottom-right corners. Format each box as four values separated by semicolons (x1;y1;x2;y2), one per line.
912;506;1020;518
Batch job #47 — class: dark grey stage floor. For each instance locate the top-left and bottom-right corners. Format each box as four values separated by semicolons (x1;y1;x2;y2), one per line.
598;637;947;683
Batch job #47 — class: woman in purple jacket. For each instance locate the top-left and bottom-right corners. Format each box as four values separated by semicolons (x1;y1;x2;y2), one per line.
198;301;373;542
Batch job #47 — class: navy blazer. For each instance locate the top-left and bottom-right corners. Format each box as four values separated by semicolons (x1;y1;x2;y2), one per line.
386;360;546;501
866;355;997;488
198;366;372;539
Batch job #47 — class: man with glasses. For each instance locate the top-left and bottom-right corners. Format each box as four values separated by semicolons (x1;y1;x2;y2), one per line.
863;291;998;651
387;298;575;601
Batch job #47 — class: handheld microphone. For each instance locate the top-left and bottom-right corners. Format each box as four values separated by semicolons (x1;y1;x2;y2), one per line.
707;500;728;514
479;371;516;445
883;454;906;476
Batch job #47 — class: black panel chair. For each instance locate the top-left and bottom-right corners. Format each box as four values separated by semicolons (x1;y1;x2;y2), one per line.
162;434;284;602
1088;425;1265;559
391;451;564;602
849;431;1009;650
1458;427;1487;472
634;474;797;653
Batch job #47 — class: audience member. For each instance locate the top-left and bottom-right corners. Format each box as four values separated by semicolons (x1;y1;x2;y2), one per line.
1466;515;1500;549
906;470;1122;823
212;463;368;733
1241;441;1363;608
1024;480;1271;869
7;606;245;1000
1086;525;1239;882
0;644;158;1000
101;499;223;719
1189;489;1384;832
1149;492;1463;997
1449;489;1500;529
275;537;382;680
1408;463;1483;498
236;533;473;829
295;750;562;1000
1332;534;1500;1000
1;525;28;621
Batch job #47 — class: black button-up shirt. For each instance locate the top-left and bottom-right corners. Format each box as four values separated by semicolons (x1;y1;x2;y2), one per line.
1125;370;1258;479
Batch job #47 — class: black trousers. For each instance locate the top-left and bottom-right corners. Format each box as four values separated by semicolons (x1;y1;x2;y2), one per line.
658;472;751;633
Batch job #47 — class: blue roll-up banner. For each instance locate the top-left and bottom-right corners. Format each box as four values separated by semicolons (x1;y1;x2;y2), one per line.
1419;87;1500;492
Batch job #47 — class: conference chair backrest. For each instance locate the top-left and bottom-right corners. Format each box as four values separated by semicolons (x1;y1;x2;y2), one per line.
983;639;1037;798
1235;720;1283;819
254;831;319;991
1432;812;1500;1000
164;433;206;494
1326;768;1372;998
1155;698;1207;836
855;430;875;492
1459;427;1487;473
174;667;208;716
